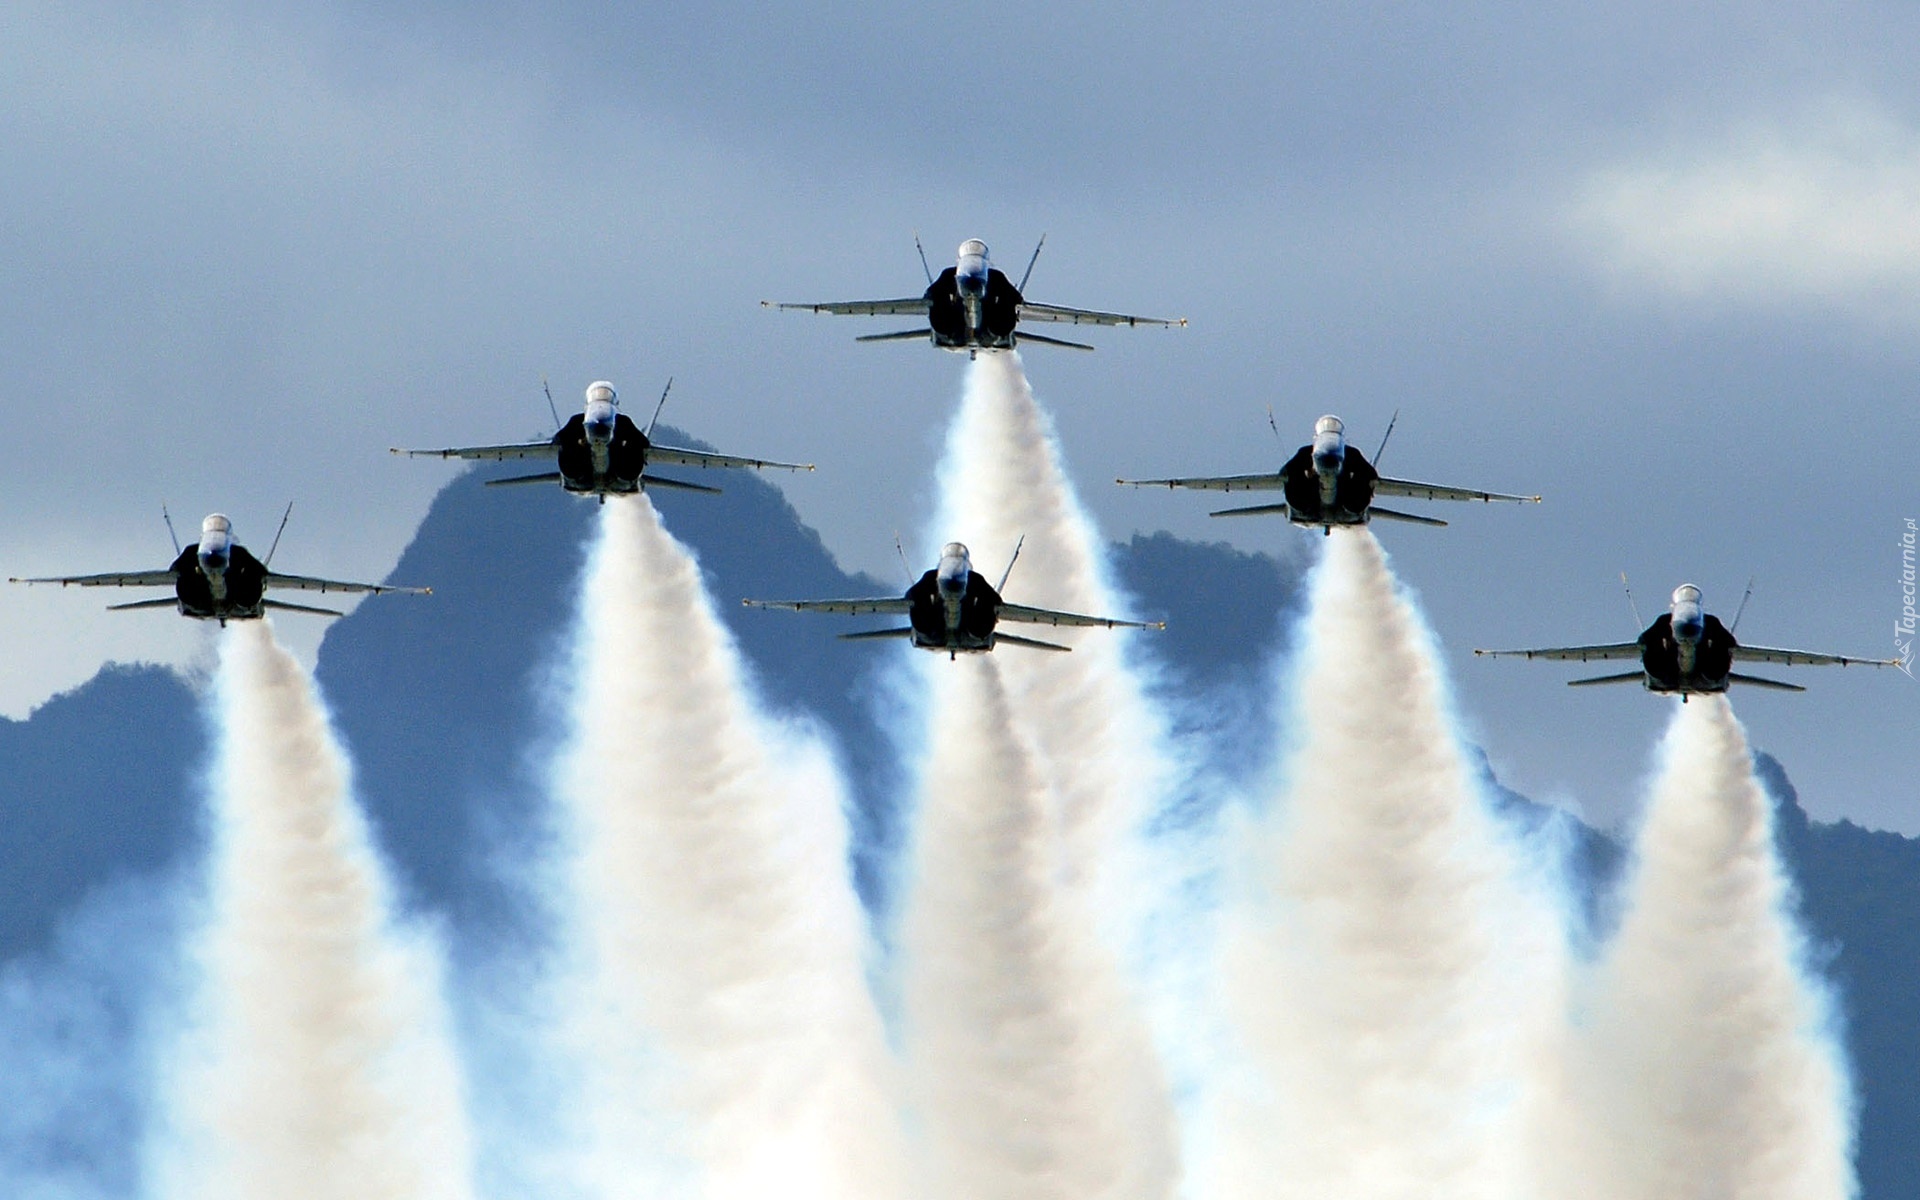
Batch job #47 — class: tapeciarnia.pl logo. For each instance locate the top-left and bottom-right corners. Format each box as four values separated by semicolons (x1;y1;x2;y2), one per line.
1899;518;1916;679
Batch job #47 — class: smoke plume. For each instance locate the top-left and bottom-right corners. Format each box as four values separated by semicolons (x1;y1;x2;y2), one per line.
549;495;904;1200
150;620;476;1200
900;655;1178;1200
904;353;1178;1200
1545;696;1854;1200
1212;530;1563;1200
933;352;1167;898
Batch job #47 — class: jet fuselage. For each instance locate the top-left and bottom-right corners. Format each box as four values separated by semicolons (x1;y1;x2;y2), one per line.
905;543;1005;654
164;515;274;622
924;242;1026;354
1635;585;1738;694
552;380;652;496
1280;417;1383;530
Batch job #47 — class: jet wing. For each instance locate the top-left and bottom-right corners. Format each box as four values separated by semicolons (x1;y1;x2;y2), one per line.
10;570;177;588
1117;472;1286;492
1474;643;1642;662
997;603;1164;630
742;597;911;615
765;298;931;316
265;573;429;596
648;446;815;473
1017;301;1187;328
390;442;553;461
1375;477;1542;504
1730;645;1898;668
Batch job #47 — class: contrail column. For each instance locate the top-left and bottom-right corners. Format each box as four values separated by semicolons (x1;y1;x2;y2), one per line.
1547;697;1853;1200
1214;531;1562;1200
552;496;904;1200
902;657;1176;1200
936;352;1167;894
923;353;1178;1200
151;620;475;1200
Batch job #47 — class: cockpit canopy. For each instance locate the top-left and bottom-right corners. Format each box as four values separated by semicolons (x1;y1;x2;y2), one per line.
941;541;970;562
1314;415;1345;439
1672;584;1703;607
957;239;988;260
585;381;618;407
202;514;232;535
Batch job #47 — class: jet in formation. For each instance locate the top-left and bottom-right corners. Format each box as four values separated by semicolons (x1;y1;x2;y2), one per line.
1119;414;1540;533
743;540;1162;657
394;380;812;502
1476;582;1897;697
10;511;427;624
766;236;1187;356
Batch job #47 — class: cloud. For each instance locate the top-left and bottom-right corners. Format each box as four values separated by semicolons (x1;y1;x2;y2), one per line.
1569;100;1920;317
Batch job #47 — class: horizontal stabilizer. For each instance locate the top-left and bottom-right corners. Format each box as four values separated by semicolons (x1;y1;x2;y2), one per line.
1567;671;1647;688
105;597;179;612
1728;672;1808;693
1368;506;1448;527
260;599;346;618
993;632;1073;652
641;474;723;495
484;472;565;488
1210;502;1291;519
854;329;932;343
1012;330;1096;352
839;627;914;641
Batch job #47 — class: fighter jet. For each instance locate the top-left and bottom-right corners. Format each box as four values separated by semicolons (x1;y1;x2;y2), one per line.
742;540;1162;658
393;380;812;502
1118;414;1540;533
10;510;427;625
1475;581;1897;697
764;236;1187;356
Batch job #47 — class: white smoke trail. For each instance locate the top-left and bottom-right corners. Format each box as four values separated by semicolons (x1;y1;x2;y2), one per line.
901;656;1177;1200
910;352;1178;1200
932;352;1168;897
550;495;905;1200
1543;696;1854;1200
150;620;475;1200
1212;530;1564;1200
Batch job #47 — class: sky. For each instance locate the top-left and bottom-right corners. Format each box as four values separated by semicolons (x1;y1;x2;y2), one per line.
0;1;1915;832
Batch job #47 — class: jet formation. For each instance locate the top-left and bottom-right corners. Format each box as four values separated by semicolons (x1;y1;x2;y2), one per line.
10;232;1894;695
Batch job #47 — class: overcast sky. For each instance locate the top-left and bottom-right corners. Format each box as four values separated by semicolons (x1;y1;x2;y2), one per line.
1;2;1914;831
